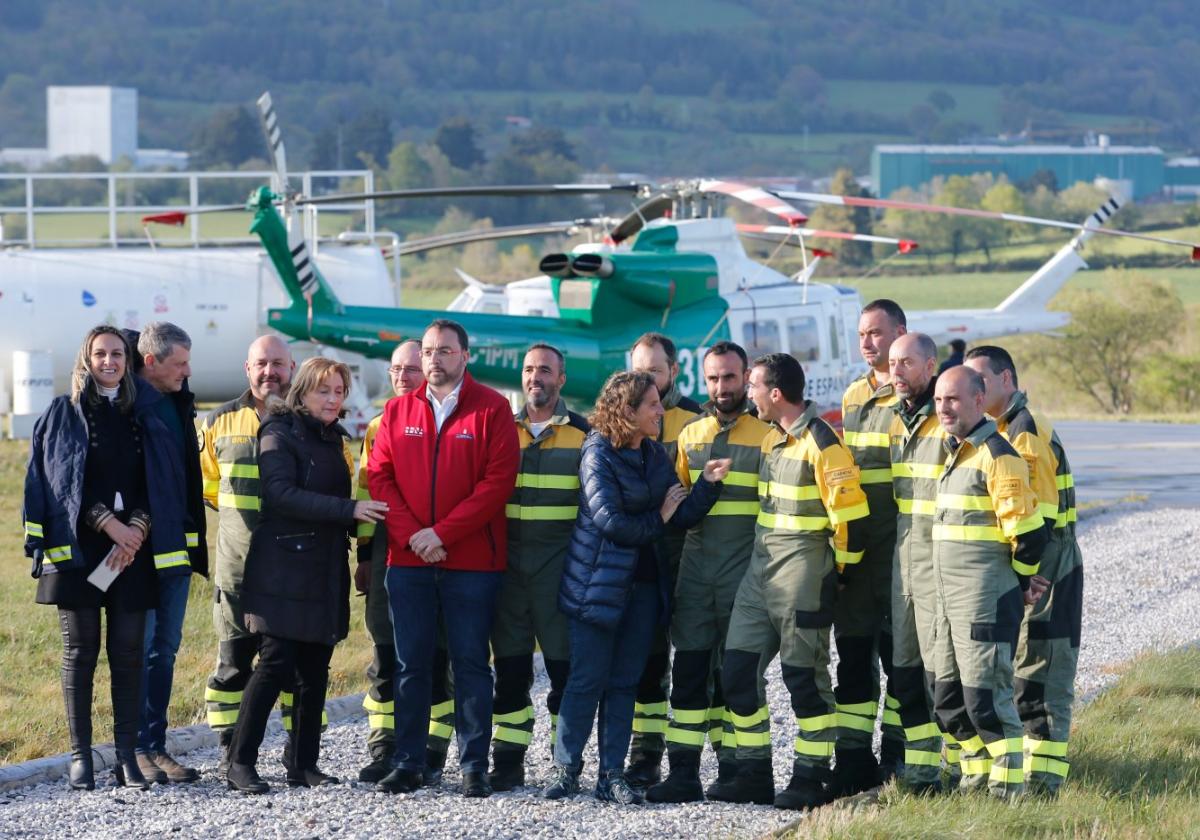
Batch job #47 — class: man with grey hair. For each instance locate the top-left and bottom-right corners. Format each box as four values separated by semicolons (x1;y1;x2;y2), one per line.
133;322;208;783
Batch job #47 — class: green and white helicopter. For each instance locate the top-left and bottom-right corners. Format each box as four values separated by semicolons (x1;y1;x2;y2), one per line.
145;93;1199;411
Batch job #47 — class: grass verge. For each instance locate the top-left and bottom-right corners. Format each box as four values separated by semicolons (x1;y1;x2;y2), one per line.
789;646;1200;839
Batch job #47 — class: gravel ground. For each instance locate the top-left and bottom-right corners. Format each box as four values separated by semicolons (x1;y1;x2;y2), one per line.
2;506;1197;839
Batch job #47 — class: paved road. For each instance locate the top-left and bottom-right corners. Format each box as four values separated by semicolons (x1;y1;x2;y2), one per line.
1057;421;1200;509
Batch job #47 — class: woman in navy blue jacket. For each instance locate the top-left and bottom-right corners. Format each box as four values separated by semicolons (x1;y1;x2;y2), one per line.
546;371;730;805
23;326;191;791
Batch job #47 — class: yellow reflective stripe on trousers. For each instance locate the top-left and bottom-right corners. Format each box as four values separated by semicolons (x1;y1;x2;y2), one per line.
207;709;239;727
505;504;578;521
493;707;535;725
666;726;707;746
932;524;1006;542
219;463;260;479
24;520;44;538
154;551;190;570
985;737;1024;758
635;701;669;715
989;765;1025;784
205;687;243;703
794;738;834;757
905;722;941;741
632;719;667;733
217;492;261;511
892;462;944;480
837;701;879;716
843;431;890;448
692;469;759;488
493;726;533;745
1029;756;1070;778
896;498;937;516
709;500;761;516
1025;737;1068;757
859;467;893;484
835;712;875;733
670;708;709;725
429;722;453;739
514;473;580;490
368;714;394;729
45;546;72;562
904;749;941;766
735;730;772;746
430;700;455;718
958;734;985;753
757;481;821;502
362;696;394;713
961;757;992;776
796;713;837;732
732;707;769;728
757;511;830;531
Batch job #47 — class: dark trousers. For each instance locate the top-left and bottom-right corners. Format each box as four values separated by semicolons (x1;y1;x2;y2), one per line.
229;635;334;770
386;565;503;774
138;573;190;753
58;606;146;755
554;583;661;774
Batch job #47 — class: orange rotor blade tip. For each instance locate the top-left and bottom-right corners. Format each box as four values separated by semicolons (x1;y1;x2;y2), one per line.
1193;246;1200;261
899;240;919;253
812;248;835;259
141;211;188;227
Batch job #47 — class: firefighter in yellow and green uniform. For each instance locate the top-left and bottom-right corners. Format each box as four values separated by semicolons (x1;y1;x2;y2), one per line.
830;299;908;794
887;334;955;793
966;346;1080;797
713;353;870;810
929;365;1049;799
487;344;589;792
200;335;296;773
625;332;703;787
645;342;770;803
354;340;425;783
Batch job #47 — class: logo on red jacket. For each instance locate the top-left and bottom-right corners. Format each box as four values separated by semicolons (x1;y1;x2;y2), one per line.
404;425;424;437
455;431;475;440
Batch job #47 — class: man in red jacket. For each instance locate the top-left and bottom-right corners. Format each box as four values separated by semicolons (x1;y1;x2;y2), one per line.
368;318;520;798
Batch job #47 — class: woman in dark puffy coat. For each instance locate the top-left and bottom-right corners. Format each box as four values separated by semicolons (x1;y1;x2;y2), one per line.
545;371;730;805
225;357;388;793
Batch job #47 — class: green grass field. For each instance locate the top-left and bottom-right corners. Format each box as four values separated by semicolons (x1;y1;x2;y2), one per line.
791;646;1200;839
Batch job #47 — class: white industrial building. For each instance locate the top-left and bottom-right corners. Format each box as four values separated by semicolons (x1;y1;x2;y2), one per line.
0;86;188;169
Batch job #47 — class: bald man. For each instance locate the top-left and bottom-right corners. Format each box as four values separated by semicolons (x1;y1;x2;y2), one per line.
929;366;1047;799
200;335;296;774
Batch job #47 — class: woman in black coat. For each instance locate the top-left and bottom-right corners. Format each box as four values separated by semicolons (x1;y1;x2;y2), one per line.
545;371;730;805
225;357;388;793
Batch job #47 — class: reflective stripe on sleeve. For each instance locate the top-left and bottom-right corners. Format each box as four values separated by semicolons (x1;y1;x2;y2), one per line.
505;504;578;521
217;493;261;511
514;473;580;490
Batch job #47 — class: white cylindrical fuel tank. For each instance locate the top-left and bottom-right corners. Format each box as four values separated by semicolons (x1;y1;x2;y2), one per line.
11;350;53;438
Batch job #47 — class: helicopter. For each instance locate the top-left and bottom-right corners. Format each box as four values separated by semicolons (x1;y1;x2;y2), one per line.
144;93;1200;409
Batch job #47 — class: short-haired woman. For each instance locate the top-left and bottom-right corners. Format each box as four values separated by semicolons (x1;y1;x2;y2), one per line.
226;358;388;793
23;325;192;790
547;371;730;804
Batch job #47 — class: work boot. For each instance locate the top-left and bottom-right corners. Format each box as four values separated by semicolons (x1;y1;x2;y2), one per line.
646;751;704;803
112;750;151;790
704;758;737;799
623;751;662;789
358;744;394;784
462;771;493;798
226;762;269;794
68;751;94;791
879;738;903;784
423;748;447;787
541;764;581;800
774;765;828;812
487;751;526;792
136;752;169;785
147;750;200;783
376;768;423;794
287;766;339;787
705;757;775;805
218;729;235;777
596;768;644;805
827;748;880;798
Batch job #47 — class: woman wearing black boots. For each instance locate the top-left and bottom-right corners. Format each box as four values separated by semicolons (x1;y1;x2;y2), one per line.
23;326;193;790
225;358;388;794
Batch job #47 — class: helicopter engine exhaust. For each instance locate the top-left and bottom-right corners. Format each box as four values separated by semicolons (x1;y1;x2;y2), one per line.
570;253;614;278
538;253;574;278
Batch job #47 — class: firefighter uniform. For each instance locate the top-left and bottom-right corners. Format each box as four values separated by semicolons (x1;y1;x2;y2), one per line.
929;419;1047;799
356;415;396;761
658;404;769;783
489;400;588;778
836;372;904;778
199;391;307;748
995;392;1082;795
722;402;869;791
628;385;702;777
888;384;951;790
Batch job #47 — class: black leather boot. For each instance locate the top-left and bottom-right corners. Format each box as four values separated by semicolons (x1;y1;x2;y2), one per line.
68;752;95;791
61;611;96;792
358;742;395;783
112;751;151;790
706;757;775;805
487;750;526;792
110;613;149;790
646;750;704;803
827;747;881;798
227;762;269;794
774;761;829;811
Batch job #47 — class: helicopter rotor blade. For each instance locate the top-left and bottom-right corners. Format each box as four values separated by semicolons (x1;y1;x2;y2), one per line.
395;220;611;256
295;183;643;207
774;190;1200;252
255;92;290;195
736;223;919;253
609;193;674;243
699;180;808;226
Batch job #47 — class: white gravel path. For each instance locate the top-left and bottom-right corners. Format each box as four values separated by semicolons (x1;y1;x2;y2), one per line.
2;507;1197;839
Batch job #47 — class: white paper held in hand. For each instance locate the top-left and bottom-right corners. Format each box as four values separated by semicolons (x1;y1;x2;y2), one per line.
87;546;123;592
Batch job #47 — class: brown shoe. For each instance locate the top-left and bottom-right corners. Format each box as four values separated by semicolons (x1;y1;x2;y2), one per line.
148;750;200;783
136;752;168;784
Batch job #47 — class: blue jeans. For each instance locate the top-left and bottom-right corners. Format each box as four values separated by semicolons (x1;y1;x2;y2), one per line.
137;573;190;753
554;583;661;774
386;565;503;774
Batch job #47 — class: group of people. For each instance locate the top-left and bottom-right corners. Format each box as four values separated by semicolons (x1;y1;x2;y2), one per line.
22;302;1080;809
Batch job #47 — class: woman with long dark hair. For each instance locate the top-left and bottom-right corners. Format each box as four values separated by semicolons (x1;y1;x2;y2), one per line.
546;371;730;804
225;357;388;793
23;325;192;790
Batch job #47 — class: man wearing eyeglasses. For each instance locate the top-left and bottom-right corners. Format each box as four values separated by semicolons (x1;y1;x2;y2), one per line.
368;319;520;798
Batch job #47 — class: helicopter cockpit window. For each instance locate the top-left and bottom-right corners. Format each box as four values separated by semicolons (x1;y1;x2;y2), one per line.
828;315;840;360
742;320;781;356
787;316;820;362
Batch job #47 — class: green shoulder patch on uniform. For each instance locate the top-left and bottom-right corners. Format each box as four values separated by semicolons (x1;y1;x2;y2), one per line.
566;411;591;433
1006;408;1037;438
807;417;841;450
984;433;1019;460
